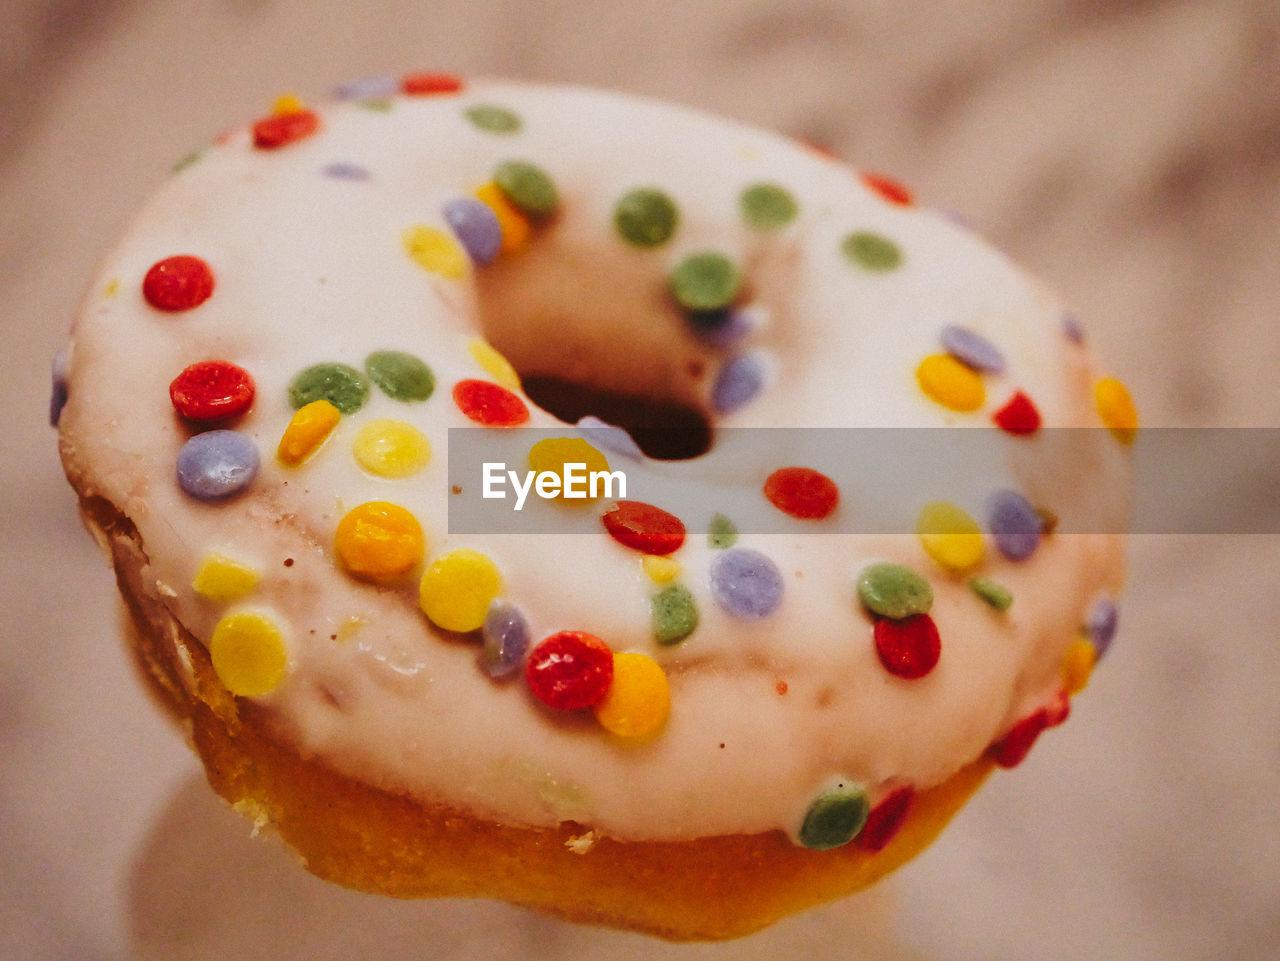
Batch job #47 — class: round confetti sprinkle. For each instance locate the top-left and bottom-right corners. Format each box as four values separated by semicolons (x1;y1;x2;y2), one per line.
443;198;503;265
641;554;682;583
710;548;784;620
493;160;559;219
277;399;341;466
841;231;902;271
968;576;1014;612
169;360;255;423
528;437;612;501
334;75;399;100
403;224;468;279
142;255;215;312
365;350;435;402
252;109;319;149
465;104;521;133
651;583;699;645
1095;376;1138;444
857;785;915;852
176;430;259;500
1061;312;1086;344
614;187;679;247
693;304;763;348
575;416;644;461
289;363;369;415
192;552;260;601
594;652;671;738
708;512;738;549
526;631;614;711
468;339;521;390
322;161;371;181
859;171;913;206
452;379;529;426
712;353;766;414
1086;595;1119;660
1061;636;1096;694
670;252;741;313
210;611;289;697
401;72;464;95
939;325;1005;374
49;348;68;427
419;548;501;633
993;391;1042;435
481;599;530;678
987;708;1057;768
352;419;431;477
335;501;425;581
475;182;532;253
763;466;839;520
916;353;985;412
916;501;984;571
739;182;798;229
987;489;1042;561
797;782;870;850
873;613;941;679
856;562;933;620
602;501;686;555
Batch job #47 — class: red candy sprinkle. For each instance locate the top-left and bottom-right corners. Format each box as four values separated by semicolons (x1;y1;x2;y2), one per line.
859;171;914;206
763;467;839;520
873;613;941;679
142;255;215;312
452;379;529;426
525;631;614;711
602;501;686;555
401;72;464;95
858;785;915;852
169;360;255;422
252;109;320;149
993;390;1042;435
987;693;1070;768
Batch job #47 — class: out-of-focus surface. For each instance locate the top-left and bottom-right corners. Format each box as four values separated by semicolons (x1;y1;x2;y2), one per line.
3;1;1277;958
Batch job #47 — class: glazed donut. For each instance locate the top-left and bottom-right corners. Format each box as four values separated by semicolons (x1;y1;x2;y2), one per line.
55;74;1138;941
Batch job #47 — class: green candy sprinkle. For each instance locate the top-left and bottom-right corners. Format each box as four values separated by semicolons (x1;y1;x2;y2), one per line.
841;231;902;271
856;562;933;620
708;513;738;549
740;182;798;229
670;251;741;312
798;782;870;850
494;160;559;219
614;187;679;247
465;105;521;134
357;98;393;112
969;577;1014;611
288;363;370;415
365;350;435;402
651;584;699;645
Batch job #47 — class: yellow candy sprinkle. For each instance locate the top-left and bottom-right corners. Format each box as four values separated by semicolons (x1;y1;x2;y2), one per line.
335;501;425;581
475;182;531;253
641;554;682;583
278;399;341;466
272;93;305;115
594;652;671;739
916;353;985;412
192;552;260;601
352;418;431;478
467;339;521;391
527;437;612;502
419;548;501;633
210;611;289;697
1094;376;1138;444
104;278;120;297
1062;636;1097;694
916;500;985;571
403;224;468;279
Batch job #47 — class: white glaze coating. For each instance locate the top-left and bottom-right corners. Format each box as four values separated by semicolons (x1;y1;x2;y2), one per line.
58;78;1131;842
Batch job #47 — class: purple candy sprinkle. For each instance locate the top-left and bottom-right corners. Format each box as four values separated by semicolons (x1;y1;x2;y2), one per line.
176;429;259;500
575;416;644;460
710;548;784;619
988;488;1042;561
1061;312;1086;345
443;197;502;265
696;304;764;348
333;75;398;100
1086;595;1119;660
940;325;1005;374
481;599;530;678
322;161;372;181
712;353;766;414
49;348;69;427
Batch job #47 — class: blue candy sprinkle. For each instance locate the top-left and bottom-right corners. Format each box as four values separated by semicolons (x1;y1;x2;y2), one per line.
176;430;259;500
1086;595;1119;660
481;599;530;678
694;304;764;348
940;325;1005;374
443;197;503;265
322;161;372;181
710;548;784;619
988;489;1042;561
712;353;766;414
575;416;644;460
333;75;398;100
49;348;69;427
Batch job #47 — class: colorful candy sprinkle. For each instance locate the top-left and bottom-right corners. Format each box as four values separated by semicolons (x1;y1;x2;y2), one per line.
334;74;398;100
1061;312;1086;344
988;489;1042;561
594;652;671;738
252;109;319;149
335;501;425;581
575;416;644;461
468;340;521;390
916;501;984;571
841;231;902;271
763;466;839;520
916;353;985;412
493;160;559;219
993;390;1042;435
859;171;913;207
401;72;464;95
481;599;530;678
642;554;682;583
49;348;68;427
403;224;468;279
708;512;738;549
365;350;435;402
670;252;741;313
710;548;784;619
419;548;501;633
739;182;798;229
1061;636;1096;694
169;360;255;423
177;430;259;500
857;785;915;852
289;363;369;415
452;379;529;426
856;562;933;620
142;255;215;312
352;419;431;478
614;187;679;247
988;707;1055;768
602;501;686;555
192;553;260;601
209;611;288;697
1094;376;1138;444
873;613;941;679
968;576;1014;612
322;161;371;181
525;631;614;711
692;303;762;348
1086;595;1119;660
712;352;767;414
797;782;870;850
475;182;532;253
939;325;1005;374
528;437;611;501
277;399;341;466
651;583;699;645
443;198;503;265
465;104;521;133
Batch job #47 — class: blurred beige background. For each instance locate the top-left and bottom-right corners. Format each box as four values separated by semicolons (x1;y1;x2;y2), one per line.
3;1;1278;959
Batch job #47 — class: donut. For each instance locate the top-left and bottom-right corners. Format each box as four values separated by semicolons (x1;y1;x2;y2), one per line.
54;74;1137;941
